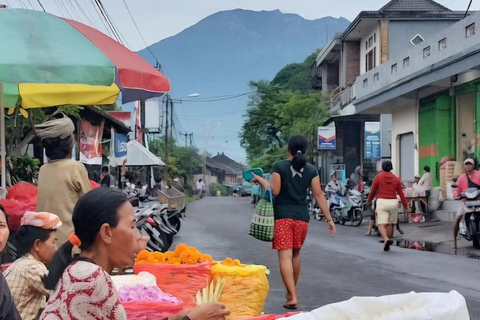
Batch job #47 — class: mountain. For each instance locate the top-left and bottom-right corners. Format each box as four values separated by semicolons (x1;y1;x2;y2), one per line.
138;9;350;163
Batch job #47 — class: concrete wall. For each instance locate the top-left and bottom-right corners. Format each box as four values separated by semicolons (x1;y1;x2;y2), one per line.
388;21;458;60
391;102;419;177
380;114;392;158
356;12;480;100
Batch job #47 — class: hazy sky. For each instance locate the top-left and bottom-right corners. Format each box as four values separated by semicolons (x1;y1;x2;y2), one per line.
5;0;479;51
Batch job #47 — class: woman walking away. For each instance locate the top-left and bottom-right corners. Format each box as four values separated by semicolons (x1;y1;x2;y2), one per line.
367;160;409;251
41;188;230;320
0;205;22;319
35;115;92;245
5;211;61;320
252;135;336;310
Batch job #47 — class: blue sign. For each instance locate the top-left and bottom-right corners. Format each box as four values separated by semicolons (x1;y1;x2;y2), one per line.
114;131;128;158
318;126;336;150
365;122;381;159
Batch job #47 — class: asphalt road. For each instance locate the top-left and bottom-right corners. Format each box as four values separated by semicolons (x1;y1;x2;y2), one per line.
173;196;480;318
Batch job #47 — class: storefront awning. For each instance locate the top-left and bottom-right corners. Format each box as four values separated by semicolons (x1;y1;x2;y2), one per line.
125;140;165;167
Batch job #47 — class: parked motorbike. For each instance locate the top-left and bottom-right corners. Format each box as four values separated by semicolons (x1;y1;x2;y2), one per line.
167;205;186;233
327;182;363;227
455;186;480;249
307;190;323;221
135;203;178;252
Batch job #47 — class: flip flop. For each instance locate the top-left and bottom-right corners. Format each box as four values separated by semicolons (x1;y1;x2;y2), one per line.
384;240;393;251
283;303;297;310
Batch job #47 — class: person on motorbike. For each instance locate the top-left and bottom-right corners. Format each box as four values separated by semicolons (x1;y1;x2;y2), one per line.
367;160;409;251
325;172;344;196
453;158;480;248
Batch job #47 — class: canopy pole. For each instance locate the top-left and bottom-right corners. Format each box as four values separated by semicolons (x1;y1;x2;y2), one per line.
0;84;6;198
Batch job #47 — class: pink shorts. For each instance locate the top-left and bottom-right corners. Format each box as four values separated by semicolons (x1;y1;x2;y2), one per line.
272;219;309;250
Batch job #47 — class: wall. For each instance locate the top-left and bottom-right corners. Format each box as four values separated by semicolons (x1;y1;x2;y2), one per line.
380;114;392;158
388;21;457;60
343;41;361;87
391;102;418;178
359;25;381;75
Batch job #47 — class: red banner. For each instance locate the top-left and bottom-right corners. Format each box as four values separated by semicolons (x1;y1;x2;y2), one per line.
79;120;104;165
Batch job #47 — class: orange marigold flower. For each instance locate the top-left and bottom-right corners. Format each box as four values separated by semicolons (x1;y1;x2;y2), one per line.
136;250;150;262
152;252;164;263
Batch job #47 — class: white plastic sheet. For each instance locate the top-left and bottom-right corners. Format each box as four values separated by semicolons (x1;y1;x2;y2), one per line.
111;271;157;290
280;291;470;320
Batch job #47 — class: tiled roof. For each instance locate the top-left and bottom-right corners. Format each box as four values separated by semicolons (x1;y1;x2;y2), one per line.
380;0;451;12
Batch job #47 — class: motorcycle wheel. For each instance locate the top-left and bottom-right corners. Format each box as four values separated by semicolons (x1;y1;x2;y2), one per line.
468;220;480;249
333;208;341;224
351;208;363;227
160;231;172;252
170;216;181;232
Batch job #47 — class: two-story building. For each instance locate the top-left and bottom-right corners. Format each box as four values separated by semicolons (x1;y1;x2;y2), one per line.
313;0;466;183
352;5;479;193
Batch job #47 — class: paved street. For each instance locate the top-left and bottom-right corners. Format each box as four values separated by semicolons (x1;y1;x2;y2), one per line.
174;196;480;318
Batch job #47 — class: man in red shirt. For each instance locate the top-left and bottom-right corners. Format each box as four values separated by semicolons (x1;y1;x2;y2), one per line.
367;160;409;251
453;158;480;248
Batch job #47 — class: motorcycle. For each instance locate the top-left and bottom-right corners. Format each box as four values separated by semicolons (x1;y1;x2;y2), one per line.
456;187;480;249
307;190;323;221
135;203;178;252
327;183;363;227
167;205;186;233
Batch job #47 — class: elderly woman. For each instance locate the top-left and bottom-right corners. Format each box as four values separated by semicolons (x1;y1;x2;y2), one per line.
41;188;229;320
35;115;92;245
0;205;22;319
5;211;61;320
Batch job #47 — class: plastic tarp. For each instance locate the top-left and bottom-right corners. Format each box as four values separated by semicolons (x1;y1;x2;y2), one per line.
124;140;165;167
279;291;470;320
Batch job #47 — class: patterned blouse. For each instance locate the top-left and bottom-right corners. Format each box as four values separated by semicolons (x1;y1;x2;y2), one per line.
40;260;126;320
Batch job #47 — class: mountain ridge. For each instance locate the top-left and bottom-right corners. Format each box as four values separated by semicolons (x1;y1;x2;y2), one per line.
137;9;350;162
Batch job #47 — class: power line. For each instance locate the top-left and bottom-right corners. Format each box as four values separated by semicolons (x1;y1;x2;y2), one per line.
72;0;96;27
120;0;159;64
36;0;45;11
25;0;35;9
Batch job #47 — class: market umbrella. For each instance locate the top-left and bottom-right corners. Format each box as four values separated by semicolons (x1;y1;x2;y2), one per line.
0;8;171;192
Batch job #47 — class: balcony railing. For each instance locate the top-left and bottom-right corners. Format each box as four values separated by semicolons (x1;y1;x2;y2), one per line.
329;81;356;110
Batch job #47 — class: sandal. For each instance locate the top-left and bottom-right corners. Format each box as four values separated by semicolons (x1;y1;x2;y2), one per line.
384;239;393;251
283;303;297;310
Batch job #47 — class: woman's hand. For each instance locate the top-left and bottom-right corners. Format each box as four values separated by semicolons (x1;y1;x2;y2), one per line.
187;303;231;320
250;173;260;183
327;219;336;237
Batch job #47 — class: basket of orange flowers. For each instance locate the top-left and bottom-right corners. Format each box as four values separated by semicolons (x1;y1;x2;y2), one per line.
134;244;213;308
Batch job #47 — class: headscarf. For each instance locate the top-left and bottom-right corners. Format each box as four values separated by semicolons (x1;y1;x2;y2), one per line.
20;211;62;230
35;115;75;140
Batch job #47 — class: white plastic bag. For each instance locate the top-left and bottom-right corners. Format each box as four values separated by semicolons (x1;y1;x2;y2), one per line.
280;291;469;320
111;271;157;290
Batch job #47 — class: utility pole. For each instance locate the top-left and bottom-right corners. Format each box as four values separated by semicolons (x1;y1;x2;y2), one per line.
164;96;169;163
179;132;193;148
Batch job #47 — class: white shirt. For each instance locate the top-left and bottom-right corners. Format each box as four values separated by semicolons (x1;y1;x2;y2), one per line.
326;180;343;194
196;181;205;189
418;172;432;190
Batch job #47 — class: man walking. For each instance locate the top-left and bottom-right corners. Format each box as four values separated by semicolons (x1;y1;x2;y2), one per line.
367;161;409;251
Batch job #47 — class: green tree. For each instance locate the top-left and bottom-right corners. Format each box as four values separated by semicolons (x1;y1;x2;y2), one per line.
271;51;318;93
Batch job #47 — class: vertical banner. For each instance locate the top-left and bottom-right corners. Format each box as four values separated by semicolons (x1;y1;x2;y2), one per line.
79;120;104;165
365;122;381;159
318;125;336;150
109;128;128;167
135;101;143;144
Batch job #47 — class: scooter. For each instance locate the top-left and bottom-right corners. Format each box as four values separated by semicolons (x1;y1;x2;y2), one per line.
456;187;480;249
135;203;178;252
327;184;363;227
307;190;323;221
167;206;186;233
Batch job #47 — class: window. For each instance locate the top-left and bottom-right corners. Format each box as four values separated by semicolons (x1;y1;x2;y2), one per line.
410;34;424;46
438;38;447;51
374;33;377;43
466;23;475;38
403;57;410;68
423;46;431;58
365;49;376;72
369;37;373;47
374;73;379;82
391;63;397;74
366;41;368;50
363;79;368;88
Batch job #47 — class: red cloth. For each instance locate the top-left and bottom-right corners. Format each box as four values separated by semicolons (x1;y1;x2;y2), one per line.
453;171;480;197
367;172;409;210
272;219;308;250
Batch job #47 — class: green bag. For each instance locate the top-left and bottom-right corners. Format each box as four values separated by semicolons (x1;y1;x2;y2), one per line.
249;189;274;242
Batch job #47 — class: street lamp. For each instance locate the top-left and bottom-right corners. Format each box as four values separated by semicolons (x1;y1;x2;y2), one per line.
187;93;200;98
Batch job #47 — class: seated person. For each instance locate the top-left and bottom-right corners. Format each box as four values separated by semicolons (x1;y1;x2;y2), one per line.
5;211;61;320
325;173;343;196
